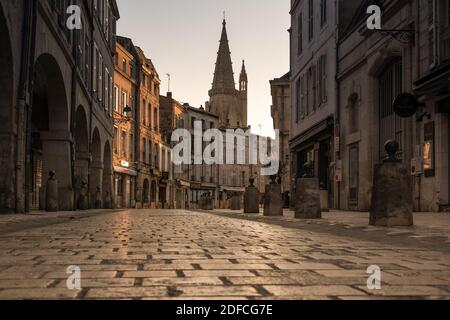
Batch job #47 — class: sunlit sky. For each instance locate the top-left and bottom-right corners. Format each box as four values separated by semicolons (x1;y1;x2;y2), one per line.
116;0;290;137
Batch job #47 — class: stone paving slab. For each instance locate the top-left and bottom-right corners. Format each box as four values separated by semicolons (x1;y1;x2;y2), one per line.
0;209;449;299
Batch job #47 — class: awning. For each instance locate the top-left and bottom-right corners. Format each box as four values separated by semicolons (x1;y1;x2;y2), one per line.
289;116;334;149
177;180;191;188
413;63;450;97
201;183;217;189
220;186;245;193
114;166;137;177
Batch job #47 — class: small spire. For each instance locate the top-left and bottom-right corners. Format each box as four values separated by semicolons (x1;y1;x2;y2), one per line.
240;60;247;82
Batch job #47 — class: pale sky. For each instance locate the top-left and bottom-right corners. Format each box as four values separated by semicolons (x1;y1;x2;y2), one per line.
116;0;290;138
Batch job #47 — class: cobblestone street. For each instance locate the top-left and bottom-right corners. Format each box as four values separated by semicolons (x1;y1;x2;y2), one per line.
0;209;450;300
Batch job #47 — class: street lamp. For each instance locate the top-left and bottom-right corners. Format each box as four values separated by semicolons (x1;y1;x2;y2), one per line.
114;105;132;125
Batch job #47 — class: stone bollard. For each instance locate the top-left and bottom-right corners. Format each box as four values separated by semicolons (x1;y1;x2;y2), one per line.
77;181;89;210
230;193;241;211
295;178;322;219
295;163;321;219
45;171;59;212
205;193;214;210
370;140;413;227
104;191;112;209
95;187;103;209
199;195;206;210
244;177;260;214
263;176;283;217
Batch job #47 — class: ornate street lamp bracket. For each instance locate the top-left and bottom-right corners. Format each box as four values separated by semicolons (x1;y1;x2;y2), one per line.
372;29;415;45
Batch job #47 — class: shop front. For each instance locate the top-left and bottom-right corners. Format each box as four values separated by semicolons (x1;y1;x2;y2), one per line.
114;165;137;209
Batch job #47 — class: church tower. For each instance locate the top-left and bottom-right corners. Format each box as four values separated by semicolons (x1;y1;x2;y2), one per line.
207;19;248;128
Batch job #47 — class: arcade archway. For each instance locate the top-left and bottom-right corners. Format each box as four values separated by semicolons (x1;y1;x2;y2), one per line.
30;54;71;210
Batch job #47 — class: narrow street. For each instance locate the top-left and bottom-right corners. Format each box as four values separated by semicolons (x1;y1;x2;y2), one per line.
0;210;449;300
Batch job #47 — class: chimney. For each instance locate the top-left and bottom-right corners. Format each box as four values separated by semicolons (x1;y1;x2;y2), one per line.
167;92;172;99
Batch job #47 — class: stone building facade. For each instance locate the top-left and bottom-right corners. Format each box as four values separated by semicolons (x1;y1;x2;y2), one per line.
160;93;190;209
337;0;414;211
270;72;292;207
336;0;446;212
113;37;138;209
0;0;119;213
412;0;450;212
182;105;220;209
289;0;361;210
132;45;173;209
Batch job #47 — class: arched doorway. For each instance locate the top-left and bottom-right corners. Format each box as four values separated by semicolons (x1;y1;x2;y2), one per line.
103;141;113;208
90;128;102;208
74;106;89;209
378;58;403;161
0;5;15;212
30;54;70;210
143;179;150;206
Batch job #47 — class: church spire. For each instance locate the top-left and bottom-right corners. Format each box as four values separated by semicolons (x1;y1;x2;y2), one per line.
210;18;236;93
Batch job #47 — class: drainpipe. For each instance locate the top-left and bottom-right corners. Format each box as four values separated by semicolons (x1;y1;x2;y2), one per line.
17;0;37;213
415;0;422;211
335;0;341;210
88;4;94;208
70;24;79;211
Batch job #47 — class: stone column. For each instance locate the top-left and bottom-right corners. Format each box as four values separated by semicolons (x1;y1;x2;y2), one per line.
135;178;143;209
131;177;136;208
74;151;89;211
89;160;103;209
95;187;102;209
74;152;90;186
103;167;114;209
104;191;112;209
370;140;413;227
